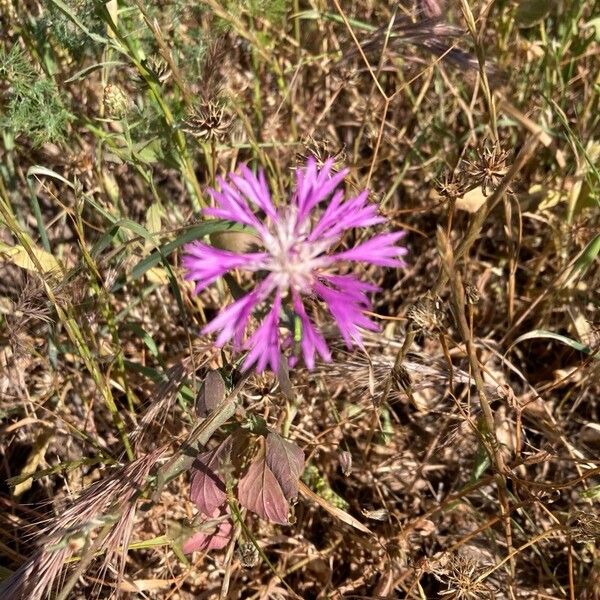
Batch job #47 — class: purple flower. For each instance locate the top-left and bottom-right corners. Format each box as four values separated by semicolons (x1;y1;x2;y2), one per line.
183;158;407;372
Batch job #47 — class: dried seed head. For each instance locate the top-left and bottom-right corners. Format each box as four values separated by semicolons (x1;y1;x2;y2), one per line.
0;448;164;600
361;507;390;521
464;283;480;305
237;542;260;568
317;342;481;408
391;364;412;394
338;450;353;477
143;55;172;85
437;173;468;202
296;135;346;169
463;142;510;196
183;100;233;143
419;0;444;18
434;555;495;599
406;294;446;335
103;84;131;120
569;511;600;543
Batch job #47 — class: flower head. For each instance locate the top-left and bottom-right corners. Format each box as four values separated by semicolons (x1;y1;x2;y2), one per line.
183;158;407;372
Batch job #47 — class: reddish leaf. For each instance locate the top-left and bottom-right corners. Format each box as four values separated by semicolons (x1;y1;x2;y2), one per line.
265;431;304;501
196;370;226;418
189;436;232;516
238;453;290;525
183;508;233;554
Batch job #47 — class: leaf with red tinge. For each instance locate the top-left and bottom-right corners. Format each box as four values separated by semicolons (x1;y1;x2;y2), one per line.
196;370;226;418
266;431;304;501
189;436;232;516
183;508;233;553
238;452;290;524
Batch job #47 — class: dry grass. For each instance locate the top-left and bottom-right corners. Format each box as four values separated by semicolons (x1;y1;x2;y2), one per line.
1;0;599;598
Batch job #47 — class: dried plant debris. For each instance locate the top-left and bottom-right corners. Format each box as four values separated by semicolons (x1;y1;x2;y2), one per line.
1;0;599;598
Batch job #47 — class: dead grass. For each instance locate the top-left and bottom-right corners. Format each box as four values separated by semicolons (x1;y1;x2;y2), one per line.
1;0;599;598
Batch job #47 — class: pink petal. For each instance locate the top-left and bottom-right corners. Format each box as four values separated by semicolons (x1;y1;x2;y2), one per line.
183;242;268;293
202;291;260;348
313;281;379;347
295;158;350;225
331;231;408;267
205;178;263;231
309;190;385;241
242;293;282;373
291;291;331;369
232;166;278;220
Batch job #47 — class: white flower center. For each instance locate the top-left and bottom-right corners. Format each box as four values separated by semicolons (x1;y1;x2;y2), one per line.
261;207;333;293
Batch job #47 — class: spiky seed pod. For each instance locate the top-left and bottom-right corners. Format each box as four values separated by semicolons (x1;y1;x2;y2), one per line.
103;84;131;120
434;555;496;599
182;100;233;143
436;173;468;202
463;143;510;196
138;55;172;87
296;135;346;169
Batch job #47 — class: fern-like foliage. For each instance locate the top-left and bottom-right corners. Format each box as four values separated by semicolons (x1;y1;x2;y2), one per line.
44;0;104;52
0;45;72;146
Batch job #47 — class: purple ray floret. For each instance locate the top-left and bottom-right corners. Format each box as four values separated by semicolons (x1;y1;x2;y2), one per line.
184;158;407;372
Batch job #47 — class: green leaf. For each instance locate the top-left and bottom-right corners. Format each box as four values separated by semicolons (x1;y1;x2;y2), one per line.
130;220;246;282
126;323;159;357
144;202;163;236
510;329;599;359
585;17;600;42
64;61;126;83
571;234;600;277
470;443;491;483
27;165;75;189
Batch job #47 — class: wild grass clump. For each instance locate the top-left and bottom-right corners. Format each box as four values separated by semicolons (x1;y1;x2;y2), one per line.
1;1;599;599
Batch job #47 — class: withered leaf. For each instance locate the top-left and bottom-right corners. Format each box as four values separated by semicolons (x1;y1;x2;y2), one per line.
265;431;304;501
196;370;226;418
276;360;294;400
189;435;232;516
238;452;290;525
